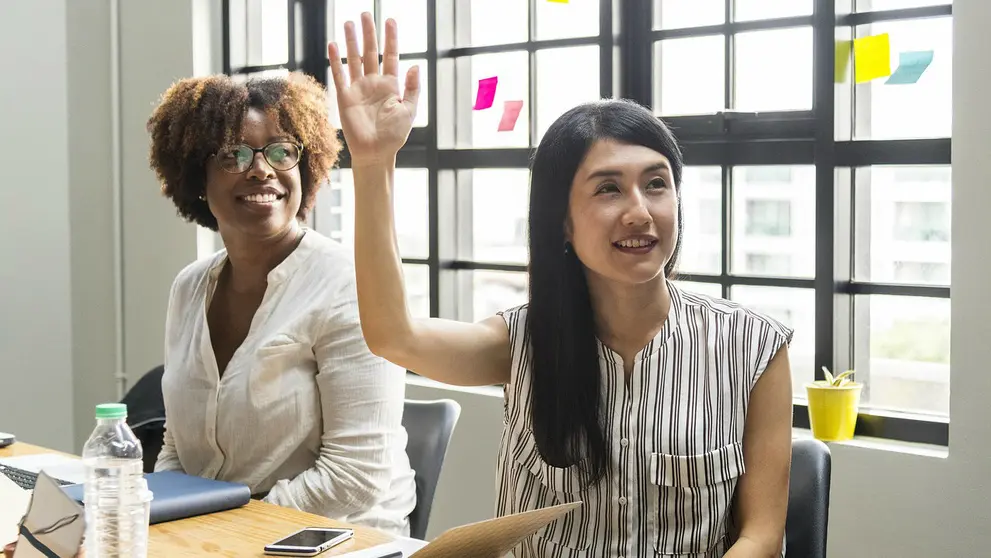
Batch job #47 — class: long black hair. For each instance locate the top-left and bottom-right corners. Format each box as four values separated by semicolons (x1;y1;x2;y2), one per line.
527;99;684;484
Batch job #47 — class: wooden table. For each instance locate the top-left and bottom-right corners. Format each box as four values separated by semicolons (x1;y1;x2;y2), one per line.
2;442;393;557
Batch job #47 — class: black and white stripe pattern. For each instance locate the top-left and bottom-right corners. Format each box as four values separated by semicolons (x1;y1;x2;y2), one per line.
496;282;793;558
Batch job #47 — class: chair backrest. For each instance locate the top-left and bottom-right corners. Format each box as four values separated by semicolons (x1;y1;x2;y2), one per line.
401;399;462;540
120;365;167;474
786;438;831;558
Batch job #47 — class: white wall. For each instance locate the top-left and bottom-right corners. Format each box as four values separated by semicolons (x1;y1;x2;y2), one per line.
0;0;221;452
411;2;991;555
0;0;74;451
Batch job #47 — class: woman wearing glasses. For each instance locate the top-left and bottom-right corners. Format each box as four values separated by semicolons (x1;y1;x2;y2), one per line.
145;73;416;534
331;13;793;558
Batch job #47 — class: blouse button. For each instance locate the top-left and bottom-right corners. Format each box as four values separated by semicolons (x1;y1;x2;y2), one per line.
618;496;628;505
620;438;630;447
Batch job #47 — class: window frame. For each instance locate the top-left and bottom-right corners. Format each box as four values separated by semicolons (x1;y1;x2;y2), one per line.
223;0;952;445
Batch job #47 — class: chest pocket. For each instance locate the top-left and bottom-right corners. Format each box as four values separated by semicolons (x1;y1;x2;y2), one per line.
648;441;746;556
249;341;306;409
509;429;591;556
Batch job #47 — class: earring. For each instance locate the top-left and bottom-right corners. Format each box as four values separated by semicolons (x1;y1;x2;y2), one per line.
563;242;572;255
199;194;206;201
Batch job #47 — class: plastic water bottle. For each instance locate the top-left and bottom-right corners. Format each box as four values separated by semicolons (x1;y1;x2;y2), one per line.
82;403;150;558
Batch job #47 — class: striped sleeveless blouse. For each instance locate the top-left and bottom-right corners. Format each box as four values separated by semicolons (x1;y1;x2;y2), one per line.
495;282;793;558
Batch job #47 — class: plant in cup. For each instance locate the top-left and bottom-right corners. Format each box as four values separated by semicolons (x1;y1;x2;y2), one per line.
805;366;863;442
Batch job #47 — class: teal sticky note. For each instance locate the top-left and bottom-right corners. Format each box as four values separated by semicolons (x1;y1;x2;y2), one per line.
885;50;934;85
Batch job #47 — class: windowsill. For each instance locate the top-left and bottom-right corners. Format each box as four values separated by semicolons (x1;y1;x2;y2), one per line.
404;375;949;459
791;428;949;459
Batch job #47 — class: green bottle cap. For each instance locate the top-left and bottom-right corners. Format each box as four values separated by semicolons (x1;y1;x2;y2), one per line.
95;403;127;419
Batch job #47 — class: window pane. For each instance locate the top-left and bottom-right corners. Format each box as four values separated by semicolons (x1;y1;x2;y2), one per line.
734;27;813;111
380;0;427;53
854;166;951;285
470;169;530;265
732;166;815;278
678;166;723;274
461;0;528;47
322;169;429;260
404;264;431;319
654;0;725;29
398;58;429;128
853;17;952;139
857;0;952;11
468;52;530;148
229;0;289;68
856;295;949;416
535;0;599;40
329;0;374;46
731;286;815;399
473;271;528;322
734;0;813;21
674;281;723;298
654;36;725;116
536;46;601;142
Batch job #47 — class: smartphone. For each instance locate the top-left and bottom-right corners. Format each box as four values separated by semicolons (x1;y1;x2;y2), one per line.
263;527;354;556
0;433;14;448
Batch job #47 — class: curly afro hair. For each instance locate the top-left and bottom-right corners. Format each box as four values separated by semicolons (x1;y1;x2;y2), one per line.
147;72;341;231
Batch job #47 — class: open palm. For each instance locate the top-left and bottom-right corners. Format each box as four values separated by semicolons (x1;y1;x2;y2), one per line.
329;14;420;165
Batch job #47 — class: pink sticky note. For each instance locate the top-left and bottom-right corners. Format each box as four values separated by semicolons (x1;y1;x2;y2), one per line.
498;100;524;132
473;76;499;110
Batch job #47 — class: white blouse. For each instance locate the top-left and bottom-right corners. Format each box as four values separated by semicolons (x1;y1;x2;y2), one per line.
496;283;792;558
154;230;416;535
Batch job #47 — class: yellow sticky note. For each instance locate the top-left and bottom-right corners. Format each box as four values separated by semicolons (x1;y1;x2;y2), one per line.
853;33;892;83
835;40;852;83
546;0;570;3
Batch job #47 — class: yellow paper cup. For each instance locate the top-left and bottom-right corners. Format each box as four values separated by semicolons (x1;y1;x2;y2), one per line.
805;382;862;442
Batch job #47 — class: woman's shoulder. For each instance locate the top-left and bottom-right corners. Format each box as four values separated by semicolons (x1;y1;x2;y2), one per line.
674;283;794;344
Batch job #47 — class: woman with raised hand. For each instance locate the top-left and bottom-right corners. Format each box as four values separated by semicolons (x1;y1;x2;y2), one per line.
331;13;794;557
146;71;415;534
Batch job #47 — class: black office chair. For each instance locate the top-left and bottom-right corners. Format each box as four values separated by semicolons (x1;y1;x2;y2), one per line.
785;438;831;558
402;399;462;540
120;365;167;474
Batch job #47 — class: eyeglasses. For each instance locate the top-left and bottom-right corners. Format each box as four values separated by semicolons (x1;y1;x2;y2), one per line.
214;141;303;174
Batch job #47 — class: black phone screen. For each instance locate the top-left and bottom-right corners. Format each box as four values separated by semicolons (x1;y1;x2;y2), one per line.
272;529;350;548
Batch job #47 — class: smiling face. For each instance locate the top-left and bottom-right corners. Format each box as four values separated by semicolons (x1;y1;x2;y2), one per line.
566;139;679;286
204;107;303;240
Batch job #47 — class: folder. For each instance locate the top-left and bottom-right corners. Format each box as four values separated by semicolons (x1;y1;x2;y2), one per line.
341;502;582;558
60;471;251;524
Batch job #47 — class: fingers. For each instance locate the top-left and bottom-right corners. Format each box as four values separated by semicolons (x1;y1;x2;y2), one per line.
402;66;421;121
327;42;347;95
382;18;399;78
361;12;380;76
344;21;363;83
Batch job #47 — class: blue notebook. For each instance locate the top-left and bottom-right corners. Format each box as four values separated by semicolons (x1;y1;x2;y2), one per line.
61;471;251;524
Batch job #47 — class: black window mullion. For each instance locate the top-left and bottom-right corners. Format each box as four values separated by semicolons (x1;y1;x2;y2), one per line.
813;0;837;383
427;0;441;317
617;0;651;105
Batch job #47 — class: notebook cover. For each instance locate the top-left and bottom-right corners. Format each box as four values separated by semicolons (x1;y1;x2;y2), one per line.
60;471;251;524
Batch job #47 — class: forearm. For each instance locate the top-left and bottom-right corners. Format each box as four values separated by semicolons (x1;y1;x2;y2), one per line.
351;161;415;358
263;440;393;517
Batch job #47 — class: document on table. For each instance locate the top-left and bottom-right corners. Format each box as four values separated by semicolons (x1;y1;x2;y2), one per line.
0;474;31;545
0;454;87;485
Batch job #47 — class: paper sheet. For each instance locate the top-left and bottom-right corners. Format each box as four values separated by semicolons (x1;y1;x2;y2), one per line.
0;475;31;546
497;101;524;132
853;33;892;83
885;50;934;85
337;538;428;557
0;455;86;485
473;77;499;110
834;40;853;83
411;502;581;558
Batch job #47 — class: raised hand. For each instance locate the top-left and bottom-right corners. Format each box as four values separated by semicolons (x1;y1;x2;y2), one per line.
328;13;419;167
